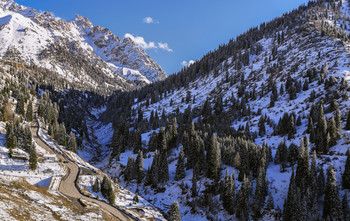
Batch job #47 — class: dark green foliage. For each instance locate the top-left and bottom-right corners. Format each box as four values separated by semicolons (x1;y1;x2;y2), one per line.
344;110;350;130
135;150;144;183
327;116;339;147
236;175;250;220
5;122;15;158
168;201;181;221
67;131;77;153
342;193;350;221
92;178;100;193
29;144;37;170
275;113;296;138
206;134;221;180
275;141;288;171
101;176;115;204
26;100;33;122
342;149;350;189
222;169;235;214
124;156;135;182
258;115;265;137
315;104;329;153
175;146;186;181
323;165;343;220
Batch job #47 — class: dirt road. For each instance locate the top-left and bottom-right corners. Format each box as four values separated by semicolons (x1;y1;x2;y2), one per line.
30;114;135;221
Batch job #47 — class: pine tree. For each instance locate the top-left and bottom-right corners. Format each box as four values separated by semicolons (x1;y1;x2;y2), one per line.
191;167;198;197
222;169;235;214
168;201;181;221
134;131;142;154
342;149;350;189
328;116;338;147
101;176;115;204
26;100;33;122
175;146;186;181
92;177;100;193
258;116;265;137
149;150;159;187
236;175;249;220
323;165;343;220
29;144;37;170
345;109;350;130
135;150;144;183
158;130;169;183
206;134;221;180
315;104;328;153
67;131;77;153
342;193;350;221
283;169;299;221
335;108;341;131
124;156;135;181
266;194;274;211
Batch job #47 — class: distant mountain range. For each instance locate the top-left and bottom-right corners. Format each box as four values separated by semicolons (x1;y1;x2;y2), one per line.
0;0;166;92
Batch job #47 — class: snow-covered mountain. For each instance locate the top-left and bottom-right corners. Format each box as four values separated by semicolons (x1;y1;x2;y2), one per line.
0;0;166;91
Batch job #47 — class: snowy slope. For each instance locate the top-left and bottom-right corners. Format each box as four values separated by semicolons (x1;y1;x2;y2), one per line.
0;0;166;91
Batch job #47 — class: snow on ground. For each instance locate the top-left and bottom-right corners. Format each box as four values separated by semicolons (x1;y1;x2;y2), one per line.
0;121;64;186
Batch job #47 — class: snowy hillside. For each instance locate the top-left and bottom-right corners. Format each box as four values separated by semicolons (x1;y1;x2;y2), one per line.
82;0;350;220
0;0;166;92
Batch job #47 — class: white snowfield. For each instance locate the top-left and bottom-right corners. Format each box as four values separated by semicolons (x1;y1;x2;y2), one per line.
0;0;165;89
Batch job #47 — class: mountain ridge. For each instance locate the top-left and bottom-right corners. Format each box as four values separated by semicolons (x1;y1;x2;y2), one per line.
0;0;166;92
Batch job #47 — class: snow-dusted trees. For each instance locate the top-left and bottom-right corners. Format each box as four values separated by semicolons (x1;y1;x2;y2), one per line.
323;165;343;220
342;149;350;189
206;134;221;180
67;131;77;153
168;201;181;221
175;146;186;181
101;176;115;204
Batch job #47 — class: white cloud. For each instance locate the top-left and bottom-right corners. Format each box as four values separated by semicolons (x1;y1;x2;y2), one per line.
158;42;173;52
181;60;195;67
124;33;157;50
124;33;173;52
143;17;159;24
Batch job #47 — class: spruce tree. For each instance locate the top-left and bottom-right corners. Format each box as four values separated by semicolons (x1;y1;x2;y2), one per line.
158;130;169;183
135;150;144;183
124;156;135;181
175;146;186;181
335;108;341;131
168;201;181;221
236;175;249;220
92;177;100;193
323;165;343;220
26;100;33;122
67;131;77;153
101;176;115;204
29;144;37;170
342;193;349;221
342;149;350;189
222;169;235;214
258;116;265;137
345;109;350;130
328;116;338;147
266;194;274;211
206;133;221;180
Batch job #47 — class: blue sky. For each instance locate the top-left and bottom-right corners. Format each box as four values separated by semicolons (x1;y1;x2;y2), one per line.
18;0;309;75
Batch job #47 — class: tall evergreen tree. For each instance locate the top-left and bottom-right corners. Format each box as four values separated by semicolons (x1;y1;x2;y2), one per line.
342;149;350;189
26;100;33;122
236;175;250;220
206;134;221;180
158;129;169;183
124;156;135;181
345;109;350;130
29;144;37;170
135;150;144;183
323;165;343;220
101;176;115;204
168;201;181;221
222;169;235;214
342;193;350;221
175;146;186;181
67;131;77;153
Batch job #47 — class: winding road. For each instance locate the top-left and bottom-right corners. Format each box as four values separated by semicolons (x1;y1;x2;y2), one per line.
30;103;136;221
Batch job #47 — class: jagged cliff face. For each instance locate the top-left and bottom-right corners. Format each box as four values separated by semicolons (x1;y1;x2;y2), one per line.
0;0;166;91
